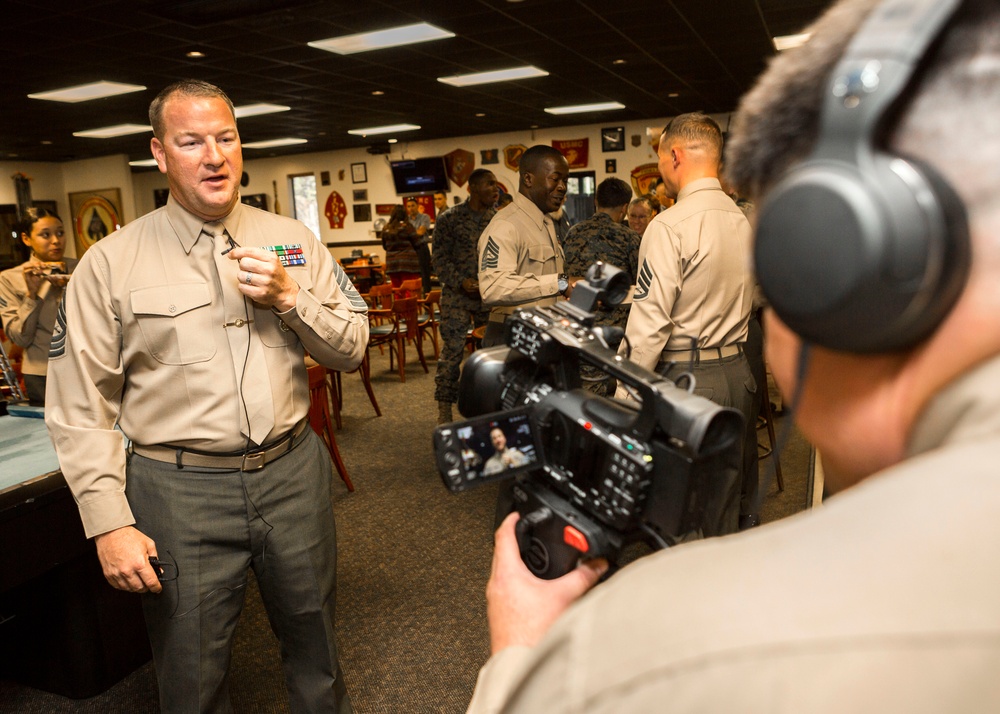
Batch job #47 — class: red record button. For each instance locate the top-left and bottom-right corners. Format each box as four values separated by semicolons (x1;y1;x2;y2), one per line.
563;525;590;553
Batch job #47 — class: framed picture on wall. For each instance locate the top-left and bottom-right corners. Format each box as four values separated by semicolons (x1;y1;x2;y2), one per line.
351;162;367;184
353;189;368;202
241;193;269;211
601;126;625;152
68;188;123;257
353;204;372;222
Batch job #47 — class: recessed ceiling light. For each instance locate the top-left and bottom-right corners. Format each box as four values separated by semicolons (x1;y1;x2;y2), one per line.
544;101;625;115
73;123;153;138
129;159;159;167
235;103;291;118
475;113;486;117
438;66;548;87
243;138;308;149
347;123;420;136
308;23;454;55
668;92;680;98
387;138;398;144
186;50;205;58
371;90;385;96
40;140;53;145
612;59;627;65
29;80;146;103
773;33;811;51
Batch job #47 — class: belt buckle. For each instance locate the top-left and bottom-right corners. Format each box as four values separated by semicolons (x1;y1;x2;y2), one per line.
241;451;266;471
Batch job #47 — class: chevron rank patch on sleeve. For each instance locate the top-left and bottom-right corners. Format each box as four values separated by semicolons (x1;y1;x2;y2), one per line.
633;259;654;302
481;236;500;271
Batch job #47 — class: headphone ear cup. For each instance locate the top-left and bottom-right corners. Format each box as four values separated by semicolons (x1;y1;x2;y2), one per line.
755;155;969;353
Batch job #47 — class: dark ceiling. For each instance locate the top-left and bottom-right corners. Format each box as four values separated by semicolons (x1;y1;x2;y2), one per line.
3;0;833;166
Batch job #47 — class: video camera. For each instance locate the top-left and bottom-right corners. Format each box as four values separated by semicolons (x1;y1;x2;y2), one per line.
433;263;744;579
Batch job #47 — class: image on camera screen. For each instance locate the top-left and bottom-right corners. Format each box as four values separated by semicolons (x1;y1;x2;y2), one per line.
454;410;538;482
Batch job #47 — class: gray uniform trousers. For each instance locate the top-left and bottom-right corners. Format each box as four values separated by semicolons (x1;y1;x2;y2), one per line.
127;428;351;714
658;350;757;535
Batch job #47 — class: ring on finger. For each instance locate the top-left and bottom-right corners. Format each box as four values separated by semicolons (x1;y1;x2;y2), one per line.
245;272;253;285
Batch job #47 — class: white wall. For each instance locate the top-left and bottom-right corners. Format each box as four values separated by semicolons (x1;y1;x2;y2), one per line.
1;155;138;260
7;112;733;264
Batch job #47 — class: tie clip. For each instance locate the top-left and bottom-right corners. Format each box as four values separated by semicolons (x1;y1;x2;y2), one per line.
224;318;255;328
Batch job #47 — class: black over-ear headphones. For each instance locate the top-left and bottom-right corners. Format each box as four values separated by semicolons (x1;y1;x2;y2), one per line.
753;0;970;353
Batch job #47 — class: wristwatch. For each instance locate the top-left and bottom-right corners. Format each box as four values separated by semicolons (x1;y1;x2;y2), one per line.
557;273;569;295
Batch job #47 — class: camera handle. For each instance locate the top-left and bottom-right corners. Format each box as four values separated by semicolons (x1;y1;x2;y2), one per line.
511;480;614;580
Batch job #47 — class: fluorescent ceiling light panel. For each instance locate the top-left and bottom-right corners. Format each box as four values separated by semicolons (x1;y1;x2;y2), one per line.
309;23;454;55
73;124;153;138
235;103;291;118
544;101;625;115
129;159;159;167
347;123;420;136
438;66;548;87
773;33;811;51
29;81;146;103
242;138;308;148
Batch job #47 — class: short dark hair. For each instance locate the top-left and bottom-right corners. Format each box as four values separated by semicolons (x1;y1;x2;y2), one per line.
149;79;236;139
433;190;446;198
468;168;494;187
405;197;418;205
595;178;633;209
519;145;566;178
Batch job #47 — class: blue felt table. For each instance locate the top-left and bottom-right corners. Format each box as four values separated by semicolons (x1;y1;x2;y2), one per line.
0;413;61;494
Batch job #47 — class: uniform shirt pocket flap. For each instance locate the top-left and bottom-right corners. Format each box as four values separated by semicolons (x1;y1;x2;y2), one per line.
131;283;211;317
527;243;556;264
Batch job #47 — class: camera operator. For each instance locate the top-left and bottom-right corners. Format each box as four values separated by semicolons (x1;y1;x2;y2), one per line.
467;1;1000;711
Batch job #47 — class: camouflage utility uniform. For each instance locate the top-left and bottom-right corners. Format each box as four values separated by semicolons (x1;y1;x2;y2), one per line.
562;212;641;395
432;199;495;404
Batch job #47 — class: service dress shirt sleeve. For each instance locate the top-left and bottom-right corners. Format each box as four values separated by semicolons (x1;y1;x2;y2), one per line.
274;240;369;371
0;266;44;348
622;221;683;372
477;216;561;307
45;250;133;537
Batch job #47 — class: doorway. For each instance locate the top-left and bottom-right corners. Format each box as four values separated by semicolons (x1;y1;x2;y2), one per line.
564;171;596;226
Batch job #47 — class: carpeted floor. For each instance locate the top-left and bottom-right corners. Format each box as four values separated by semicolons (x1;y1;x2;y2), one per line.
0;342;814;713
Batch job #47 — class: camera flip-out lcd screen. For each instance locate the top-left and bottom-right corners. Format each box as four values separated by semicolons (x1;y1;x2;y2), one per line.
435;407;539;491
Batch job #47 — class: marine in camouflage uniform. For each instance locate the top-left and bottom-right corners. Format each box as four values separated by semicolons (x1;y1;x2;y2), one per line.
561;178;640;395
432;169;499;421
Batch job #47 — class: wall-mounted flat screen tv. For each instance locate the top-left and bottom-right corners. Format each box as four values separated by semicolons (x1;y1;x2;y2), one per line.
390;157;450;195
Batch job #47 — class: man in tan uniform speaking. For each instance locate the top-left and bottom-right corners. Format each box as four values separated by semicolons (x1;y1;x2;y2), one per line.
616;112;757;532
477;144;572;348
466;0;1000;711
45;80;367;713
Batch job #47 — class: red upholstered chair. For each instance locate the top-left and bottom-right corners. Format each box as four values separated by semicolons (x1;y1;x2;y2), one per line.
328;353;381;430
417;289;441;359
307;363;354;492
368;297;427;382
392;277;423;300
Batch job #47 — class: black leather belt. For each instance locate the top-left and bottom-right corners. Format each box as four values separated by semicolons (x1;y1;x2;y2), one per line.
662;343;743;362
131;418;309;471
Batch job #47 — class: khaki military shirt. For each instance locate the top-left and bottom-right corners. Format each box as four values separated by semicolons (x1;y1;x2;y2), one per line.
478;192;564;317
622;177;753;372
0;259;76;376
45;198;368;538
468;353;1000;713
